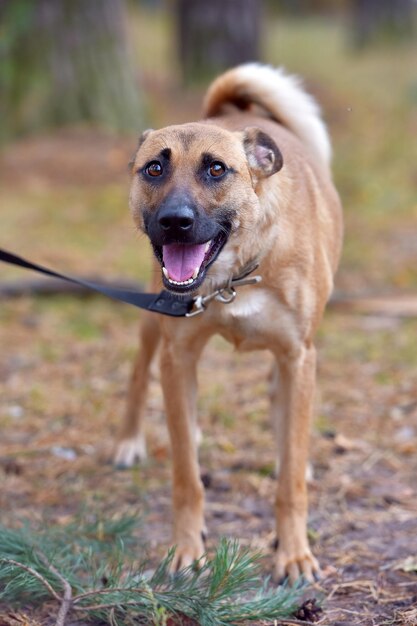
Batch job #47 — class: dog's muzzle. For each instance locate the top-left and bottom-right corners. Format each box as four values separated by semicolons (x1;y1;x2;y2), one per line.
145;199;231;294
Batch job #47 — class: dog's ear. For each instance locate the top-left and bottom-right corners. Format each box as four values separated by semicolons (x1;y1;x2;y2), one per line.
243;127;283;179
128;129;154;171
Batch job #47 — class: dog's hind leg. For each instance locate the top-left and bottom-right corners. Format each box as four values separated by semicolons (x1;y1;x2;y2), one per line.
113;311;160;468
269;362;286;478
272;344;320;584
270;362;313;482
159;321;212;570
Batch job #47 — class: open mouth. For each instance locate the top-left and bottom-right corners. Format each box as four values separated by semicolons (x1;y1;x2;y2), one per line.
153;227;230;293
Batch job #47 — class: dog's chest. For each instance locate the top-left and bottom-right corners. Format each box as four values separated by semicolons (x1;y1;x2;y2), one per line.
226;289;270;318
215;288;277;350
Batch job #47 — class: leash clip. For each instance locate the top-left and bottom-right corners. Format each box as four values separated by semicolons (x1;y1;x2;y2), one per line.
215;286;236;304
186;286;236;317
185;265;262;318
186;294;206;317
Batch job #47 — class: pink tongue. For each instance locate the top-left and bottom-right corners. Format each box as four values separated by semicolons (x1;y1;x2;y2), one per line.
162;243;207;282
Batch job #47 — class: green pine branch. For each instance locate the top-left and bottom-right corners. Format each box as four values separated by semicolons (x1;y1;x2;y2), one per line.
0;515;313;625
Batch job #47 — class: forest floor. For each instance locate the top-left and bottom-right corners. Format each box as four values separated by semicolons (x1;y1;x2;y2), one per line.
1;14;417;626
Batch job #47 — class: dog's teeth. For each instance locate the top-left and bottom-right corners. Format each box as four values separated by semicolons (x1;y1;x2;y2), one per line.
162;267;169;279
165;275;196;287
192;267;199;280
205;241;211;253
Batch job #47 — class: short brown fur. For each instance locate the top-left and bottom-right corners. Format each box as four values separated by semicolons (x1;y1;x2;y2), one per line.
116;66;343;583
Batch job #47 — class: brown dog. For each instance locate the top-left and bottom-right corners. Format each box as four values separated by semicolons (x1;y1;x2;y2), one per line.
114;64;343;583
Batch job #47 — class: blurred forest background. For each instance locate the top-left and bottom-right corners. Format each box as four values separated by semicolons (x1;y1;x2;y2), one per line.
0;0;416;291
1;2;417;623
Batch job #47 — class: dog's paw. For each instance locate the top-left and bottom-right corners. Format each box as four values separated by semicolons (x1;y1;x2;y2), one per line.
170;537;206;572
274;547;320;585
113;435;146;469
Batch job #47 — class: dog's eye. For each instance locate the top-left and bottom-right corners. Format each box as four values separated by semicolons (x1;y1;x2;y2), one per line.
209;161;226;178
145;161;163;177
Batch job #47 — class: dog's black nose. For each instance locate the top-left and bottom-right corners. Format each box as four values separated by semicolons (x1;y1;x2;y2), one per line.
157;205;195;235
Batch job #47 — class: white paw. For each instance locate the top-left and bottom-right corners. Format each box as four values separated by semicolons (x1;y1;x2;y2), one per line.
113;435;147;468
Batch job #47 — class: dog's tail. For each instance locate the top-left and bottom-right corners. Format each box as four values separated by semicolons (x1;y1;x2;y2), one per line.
203;63;331;169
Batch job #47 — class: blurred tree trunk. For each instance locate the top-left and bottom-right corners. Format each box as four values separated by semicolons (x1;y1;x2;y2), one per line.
0;0;142;140
351;0;415;48
175;0;263;85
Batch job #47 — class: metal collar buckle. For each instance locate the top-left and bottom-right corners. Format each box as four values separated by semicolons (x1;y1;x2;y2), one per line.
186;262;262;318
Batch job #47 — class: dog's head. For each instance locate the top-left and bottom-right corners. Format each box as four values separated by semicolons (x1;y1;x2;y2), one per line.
129;122;282;293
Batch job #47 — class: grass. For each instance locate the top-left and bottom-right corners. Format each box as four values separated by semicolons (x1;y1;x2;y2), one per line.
1;11;416;291
0;184;153;282
1;8;415;470
319;314;417;372
0;517;307;626
264;16;417;291
1;10;417;624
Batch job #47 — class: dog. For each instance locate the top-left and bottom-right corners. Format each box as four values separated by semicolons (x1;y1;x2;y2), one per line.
114;64;343;583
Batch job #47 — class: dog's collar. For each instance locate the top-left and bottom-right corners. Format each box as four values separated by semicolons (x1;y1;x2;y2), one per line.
185;258;262;317
0;247;261;319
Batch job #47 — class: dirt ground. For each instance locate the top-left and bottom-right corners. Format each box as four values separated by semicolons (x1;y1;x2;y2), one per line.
1;52;417;623
1;309;417;625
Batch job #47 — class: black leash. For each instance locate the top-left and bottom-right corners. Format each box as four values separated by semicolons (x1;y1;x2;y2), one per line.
0;248;192;317
0;248;262;318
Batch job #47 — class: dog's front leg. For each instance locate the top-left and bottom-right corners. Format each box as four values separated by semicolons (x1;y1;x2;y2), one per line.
114;312;160;467
160;328;207;571
273;343;320;584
